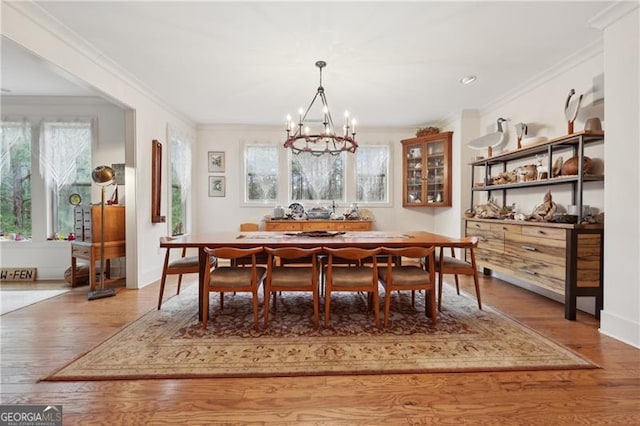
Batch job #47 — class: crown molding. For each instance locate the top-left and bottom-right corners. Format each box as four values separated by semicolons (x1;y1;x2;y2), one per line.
480;39;604;117
3;1;194;128
589;1;639;30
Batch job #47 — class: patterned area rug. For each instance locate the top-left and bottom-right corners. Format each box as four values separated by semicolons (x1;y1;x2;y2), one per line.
45;285;596;381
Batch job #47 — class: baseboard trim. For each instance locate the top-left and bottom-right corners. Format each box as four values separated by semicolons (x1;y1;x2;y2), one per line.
599;310;640;349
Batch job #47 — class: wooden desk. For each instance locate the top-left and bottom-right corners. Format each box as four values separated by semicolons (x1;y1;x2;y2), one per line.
264;219;373;232
71;241;126;290
160;231;476;320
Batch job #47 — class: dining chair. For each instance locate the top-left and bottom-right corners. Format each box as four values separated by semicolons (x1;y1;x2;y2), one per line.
202;246;267;330
435;237;482;310
263;247;322;329
235;223;269;267
378;246;437;327
239;222;259;232
158;237;217;310
323;246;382;328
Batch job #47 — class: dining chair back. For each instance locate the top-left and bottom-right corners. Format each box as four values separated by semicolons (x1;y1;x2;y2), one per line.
323;246;382;328
202;246;266;330
435;237;482;310
378;246;437;327
264;247;322;329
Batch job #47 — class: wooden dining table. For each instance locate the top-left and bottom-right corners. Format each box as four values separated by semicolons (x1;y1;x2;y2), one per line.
160;230;477;320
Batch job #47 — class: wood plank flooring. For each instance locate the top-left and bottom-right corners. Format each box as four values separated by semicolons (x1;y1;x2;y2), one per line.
1;275;639;425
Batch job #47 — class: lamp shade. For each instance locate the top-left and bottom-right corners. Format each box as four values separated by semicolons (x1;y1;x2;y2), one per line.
92;165;116;186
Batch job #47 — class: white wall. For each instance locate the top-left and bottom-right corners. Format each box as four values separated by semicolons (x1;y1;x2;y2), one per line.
477;49;605;215
594;4;640;348
195;124;449;233
2;2;196;288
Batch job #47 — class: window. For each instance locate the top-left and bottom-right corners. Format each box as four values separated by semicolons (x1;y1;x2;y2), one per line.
290;152;345;202
169;128;192;235
0;120;32;237
244;144;278;202
40;121;93;236
355;145;390;203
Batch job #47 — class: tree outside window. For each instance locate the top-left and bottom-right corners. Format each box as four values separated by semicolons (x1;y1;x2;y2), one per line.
0;121;32;237
169;128;192;236
355;146;389;203
245;144;278;202
40;121;93;236
290;152;344;202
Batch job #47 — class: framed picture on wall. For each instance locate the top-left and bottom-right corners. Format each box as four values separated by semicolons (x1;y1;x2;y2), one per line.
209;176;225;197
208;151;225;173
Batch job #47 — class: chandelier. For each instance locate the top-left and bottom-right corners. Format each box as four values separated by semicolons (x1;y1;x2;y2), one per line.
284;60;357;156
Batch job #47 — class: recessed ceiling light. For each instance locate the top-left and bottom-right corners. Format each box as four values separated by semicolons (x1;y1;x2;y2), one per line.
459;75;477;85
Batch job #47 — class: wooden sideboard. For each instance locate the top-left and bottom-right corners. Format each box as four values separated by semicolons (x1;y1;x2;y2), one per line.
264;220;373;232
465;218;603;320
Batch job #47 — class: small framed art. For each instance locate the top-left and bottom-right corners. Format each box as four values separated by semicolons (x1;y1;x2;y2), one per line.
208;151;225;173
209;176;225;197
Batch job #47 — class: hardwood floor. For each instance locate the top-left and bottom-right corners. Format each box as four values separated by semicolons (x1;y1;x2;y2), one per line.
1;275;638;425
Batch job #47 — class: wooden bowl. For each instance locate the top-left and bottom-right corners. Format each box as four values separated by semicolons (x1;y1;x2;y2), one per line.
561;156;594;175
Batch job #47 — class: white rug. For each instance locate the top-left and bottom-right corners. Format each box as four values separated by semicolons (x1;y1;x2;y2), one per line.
0;289;70;315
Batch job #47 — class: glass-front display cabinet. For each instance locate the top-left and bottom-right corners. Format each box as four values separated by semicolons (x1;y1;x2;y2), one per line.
401;131;453;207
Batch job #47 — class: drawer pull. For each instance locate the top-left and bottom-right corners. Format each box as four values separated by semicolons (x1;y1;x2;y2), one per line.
478;237;488;242
478;256;488;261
537;230;546;235
519;268;538;276
521;245;537;251
475;224;481;228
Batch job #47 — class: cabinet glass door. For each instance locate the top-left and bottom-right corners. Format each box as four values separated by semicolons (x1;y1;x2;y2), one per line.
426;141;445;204
405;143;424;204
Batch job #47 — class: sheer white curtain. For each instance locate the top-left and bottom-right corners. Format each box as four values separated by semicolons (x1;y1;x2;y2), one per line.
39;120;94;193
168;126;193;235
355;145;389;202
169;126;193;202
1;119;30;172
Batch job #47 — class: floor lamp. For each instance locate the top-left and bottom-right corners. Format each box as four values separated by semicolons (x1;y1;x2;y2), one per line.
88;165;117;301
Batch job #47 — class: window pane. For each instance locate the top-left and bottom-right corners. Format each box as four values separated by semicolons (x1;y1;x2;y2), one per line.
291;152;344;201
245;145;278;202
40;121;92;235
356;146;389;202
170;131;191;235
0;121;32;237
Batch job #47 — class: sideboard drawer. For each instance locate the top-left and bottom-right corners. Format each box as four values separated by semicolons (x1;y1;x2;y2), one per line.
522;225;566;241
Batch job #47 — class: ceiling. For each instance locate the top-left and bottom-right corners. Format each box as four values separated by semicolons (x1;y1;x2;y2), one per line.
1;1;612;127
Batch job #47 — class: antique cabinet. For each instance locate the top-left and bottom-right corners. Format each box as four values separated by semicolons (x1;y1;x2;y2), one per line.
401;131;453;207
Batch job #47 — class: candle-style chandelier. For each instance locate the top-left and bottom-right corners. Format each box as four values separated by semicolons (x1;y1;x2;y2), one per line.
284;60;357;156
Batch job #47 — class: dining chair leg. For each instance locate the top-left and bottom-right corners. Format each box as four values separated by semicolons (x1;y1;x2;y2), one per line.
437;272;444;311
373;289;380;328
176;274;184;295
426;288;437;325
263;288;271;328
473;269;482;310
454;274;460;295
312;287;320;330
252;289;259;330
384;288;391;328
202;291;209;329
157;272;168;310
324;289;331;327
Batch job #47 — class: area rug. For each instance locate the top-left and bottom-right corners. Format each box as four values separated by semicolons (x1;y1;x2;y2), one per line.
44;285;596;381
1;289;70;315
